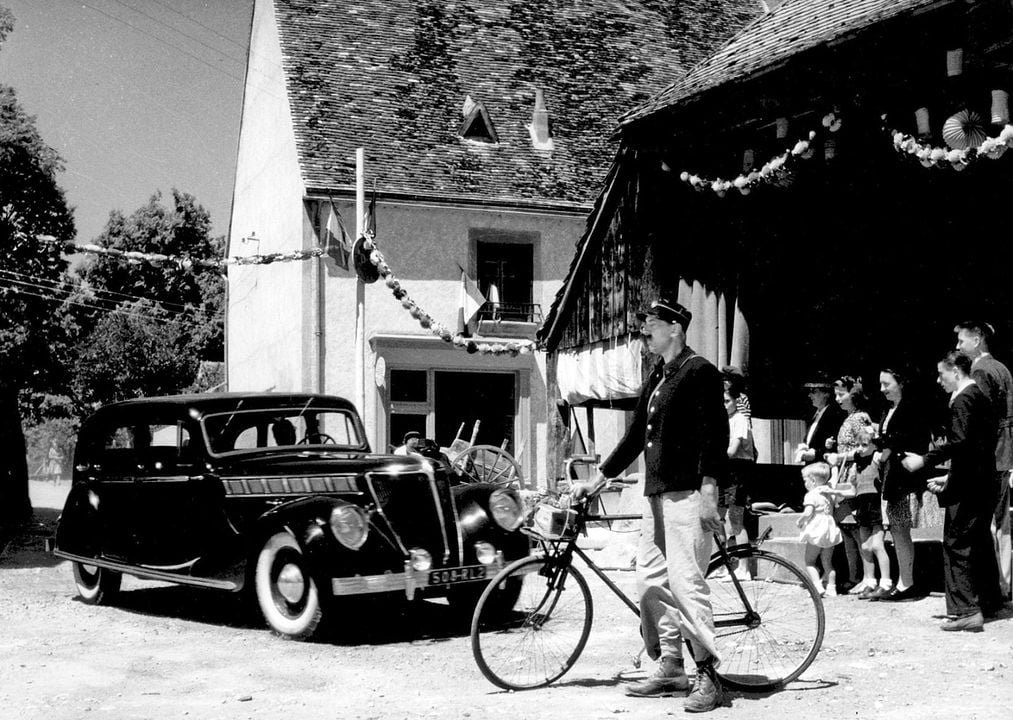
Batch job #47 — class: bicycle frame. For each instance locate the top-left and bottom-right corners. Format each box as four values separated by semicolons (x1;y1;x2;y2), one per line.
528;494;776;629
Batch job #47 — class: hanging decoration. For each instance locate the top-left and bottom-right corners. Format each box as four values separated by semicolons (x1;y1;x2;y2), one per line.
888;116;1013;170
942;109;988;150
676;111;841;197
35;233;326;271
359;233;535;357
352;235;380;283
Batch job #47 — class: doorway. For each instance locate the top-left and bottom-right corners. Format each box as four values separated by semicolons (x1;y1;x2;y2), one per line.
434;371;516;452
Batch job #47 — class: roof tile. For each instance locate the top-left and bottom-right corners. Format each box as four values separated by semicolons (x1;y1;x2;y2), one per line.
273;0;760;205
621;0;948;126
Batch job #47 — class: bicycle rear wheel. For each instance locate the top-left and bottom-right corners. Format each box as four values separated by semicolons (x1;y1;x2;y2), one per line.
705;548;824;691
471;555;593;690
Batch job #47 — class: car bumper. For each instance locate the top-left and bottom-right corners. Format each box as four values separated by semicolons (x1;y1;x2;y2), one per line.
331;558;506;600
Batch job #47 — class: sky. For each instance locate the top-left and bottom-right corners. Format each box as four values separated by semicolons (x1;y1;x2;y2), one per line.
0;0;254;243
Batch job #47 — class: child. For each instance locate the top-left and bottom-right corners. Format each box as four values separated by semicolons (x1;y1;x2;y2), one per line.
721;389;755;579
797;461;843;596
850;428;894;599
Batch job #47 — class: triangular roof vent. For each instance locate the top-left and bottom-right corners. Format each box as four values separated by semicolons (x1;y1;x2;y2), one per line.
459;95;499;144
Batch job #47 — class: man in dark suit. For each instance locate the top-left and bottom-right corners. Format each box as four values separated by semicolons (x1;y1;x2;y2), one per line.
576;294;728;712
902;351;1003;631
955;321;1013;602
795;378;846;464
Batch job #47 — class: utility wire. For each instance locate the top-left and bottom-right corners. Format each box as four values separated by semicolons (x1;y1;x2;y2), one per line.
82;0;285;102
108;0;247;69
0;267;194;314
0;276;191;321
78;0;248;87
0;280;182;324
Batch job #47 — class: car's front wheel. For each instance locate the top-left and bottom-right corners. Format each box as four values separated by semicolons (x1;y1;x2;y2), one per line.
254;532;323;639
72;562;121;605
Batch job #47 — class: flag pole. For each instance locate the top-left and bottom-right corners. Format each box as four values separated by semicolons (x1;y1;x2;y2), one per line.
354;148;367;435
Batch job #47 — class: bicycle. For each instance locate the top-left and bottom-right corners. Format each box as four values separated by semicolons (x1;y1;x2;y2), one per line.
470;478;825;692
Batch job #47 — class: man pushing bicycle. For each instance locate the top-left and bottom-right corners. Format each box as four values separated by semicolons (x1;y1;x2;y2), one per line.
575;294;729;713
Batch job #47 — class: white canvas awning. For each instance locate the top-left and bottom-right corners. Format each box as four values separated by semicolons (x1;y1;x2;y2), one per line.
556;337;645;405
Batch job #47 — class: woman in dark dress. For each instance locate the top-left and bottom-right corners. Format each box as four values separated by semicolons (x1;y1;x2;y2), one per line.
874;367;931;602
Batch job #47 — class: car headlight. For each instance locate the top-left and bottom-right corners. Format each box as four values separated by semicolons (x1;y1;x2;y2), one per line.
409;548;432;571
474;541;497;565
488;488;524;531
328;504;369;550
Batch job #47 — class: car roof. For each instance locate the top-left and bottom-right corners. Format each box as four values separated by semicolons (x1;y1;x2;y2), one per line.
89;393;360;421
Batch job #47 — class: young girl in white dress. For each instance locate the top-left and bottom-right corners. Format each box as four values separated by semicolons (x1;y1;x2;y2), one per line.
797;461;843;596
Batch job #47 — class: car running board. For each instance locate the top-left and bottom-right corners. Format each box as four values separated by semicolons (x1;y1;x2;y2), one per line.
53;550;238;591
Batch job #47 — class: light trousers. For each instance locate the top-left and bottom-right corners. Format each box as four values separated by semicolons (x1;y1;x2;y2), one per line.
637;489;720;666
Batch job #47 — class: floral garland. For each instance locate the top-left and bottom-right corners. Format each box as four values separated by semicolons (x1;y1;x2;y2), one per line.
34;232;323;270
888;121;1013;170
678;112;842;197
361;234;536;357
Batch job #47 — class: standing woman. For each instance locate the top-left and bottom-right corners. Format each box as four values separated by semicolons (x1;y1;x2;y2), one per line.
874;366;931;602
825;376;874;593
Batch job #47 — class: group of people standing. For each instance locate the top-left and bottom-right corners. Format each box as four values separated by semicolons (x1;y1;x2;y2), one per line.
793;321;1013;631
575;295;1013;713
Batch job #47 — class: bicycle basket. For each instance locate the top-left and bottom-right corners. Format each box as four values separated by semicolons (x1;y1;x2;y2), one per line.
531;504;579;538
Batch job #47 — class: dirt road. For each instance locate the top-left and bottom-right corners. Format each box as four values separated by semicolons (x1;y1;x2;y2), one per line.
2;481;1012;720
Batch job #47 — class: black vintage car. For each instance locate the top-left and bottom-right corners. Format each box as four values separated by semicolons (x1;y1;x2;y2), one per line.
53;393;529;639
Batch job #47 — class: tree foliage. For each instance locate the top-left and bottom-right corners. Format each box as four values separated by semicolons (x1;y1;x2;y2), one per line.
1;6;76;530
72;301;200;406
73;190;225;407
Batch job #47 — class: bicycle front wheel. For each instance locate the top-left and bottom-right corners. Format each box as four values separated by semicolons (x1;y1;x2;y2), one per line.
471;555;593;690
706;548;825;691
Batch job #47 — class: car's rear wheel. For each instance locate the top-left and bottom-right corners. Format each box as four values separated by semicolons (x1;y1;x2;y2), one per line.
255;532;323;639
72;562;121;605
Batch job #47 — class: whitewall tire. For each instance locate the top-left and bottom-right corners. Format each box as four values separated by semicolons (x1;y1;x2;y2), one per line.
72;562;121;605
254;532;323;639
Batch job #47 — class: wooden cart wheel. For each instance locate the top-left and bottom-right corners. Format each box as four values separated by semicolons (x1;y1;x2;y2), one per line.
451;445;523;487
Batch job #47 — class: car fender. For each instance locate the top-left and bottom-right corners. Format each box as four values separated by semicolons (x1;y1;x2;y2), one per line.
249;496;404;585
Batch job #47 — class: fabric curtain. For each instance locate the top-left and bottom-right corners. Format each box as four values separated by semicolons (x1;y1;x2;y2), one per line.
676;278;749;371
556;336;645;405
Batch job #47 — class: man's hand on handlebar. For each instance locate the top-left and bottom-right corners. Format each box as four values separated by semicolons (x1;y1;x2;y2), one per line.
571;472;608;500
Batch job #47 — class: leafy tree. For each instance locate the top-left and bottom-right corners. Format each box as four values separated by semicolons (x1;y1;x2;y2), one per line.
1;7;75;532
73;190;224;407
72;300;200;406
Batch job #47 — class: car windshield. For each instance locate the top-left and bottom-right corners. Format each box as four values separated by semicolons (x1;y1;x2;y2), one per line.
201;407;364;455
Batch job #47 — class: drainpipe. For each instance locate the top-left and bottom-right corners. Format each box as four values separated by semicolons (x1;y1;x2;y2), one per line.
354;149;367;435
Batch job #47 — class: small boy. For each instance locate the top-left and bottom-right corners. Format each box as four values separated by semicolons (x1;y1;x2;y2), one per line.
851;428;893;599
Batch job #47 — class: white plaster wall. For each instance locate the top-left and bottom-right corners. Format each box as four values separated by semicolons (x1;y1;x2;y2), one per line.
320;198;582;487
226;0;308;392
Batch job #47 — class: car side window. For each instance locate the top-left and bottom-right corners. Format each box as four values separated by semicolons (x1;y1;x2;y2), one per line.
97;419;194;473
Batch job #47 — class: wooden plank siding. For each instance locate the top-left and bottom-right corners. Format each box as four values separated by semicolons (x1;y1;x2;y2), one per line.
557;163;646;351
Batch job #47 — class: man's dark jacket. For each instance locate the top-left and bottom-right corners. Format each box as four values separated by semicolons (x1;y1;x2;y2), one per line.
600;347;728;496
921;383;997;507
808;403;846;462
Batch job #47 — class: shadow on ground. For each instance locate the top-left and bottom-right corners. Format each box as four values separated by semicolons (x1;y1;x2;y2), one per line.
0;507;63;569
90;584;475;646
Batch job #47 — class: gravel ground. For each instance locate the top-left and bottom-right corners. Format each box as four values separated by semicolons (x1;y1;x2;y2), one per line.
2;481;1012;720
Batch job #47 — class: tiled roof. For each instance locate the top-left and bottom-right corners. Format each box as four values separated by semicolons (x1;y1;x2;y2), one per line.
621;0;950;126
273;0;760;207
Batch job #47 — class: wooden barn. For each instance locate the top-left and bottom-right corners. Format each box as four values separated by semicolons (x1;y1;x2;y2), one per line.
538;0;1013;490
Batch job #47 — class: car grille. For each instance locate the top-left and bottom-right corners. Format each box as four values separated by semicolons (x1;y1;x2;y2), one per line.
366;471;460;566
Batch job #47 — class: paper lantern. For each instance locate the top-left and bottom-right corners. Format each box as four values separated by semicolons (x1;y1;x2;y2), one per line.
823;138;837;161
775;117;789;140
915;107;930;137
742;148;755;172
992;90;1010;125
942;109;987;150
946;48;963;77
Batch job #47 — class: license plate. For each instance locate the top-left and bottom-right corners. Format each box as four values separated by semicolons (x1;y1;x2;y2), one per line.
428;565;487;586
